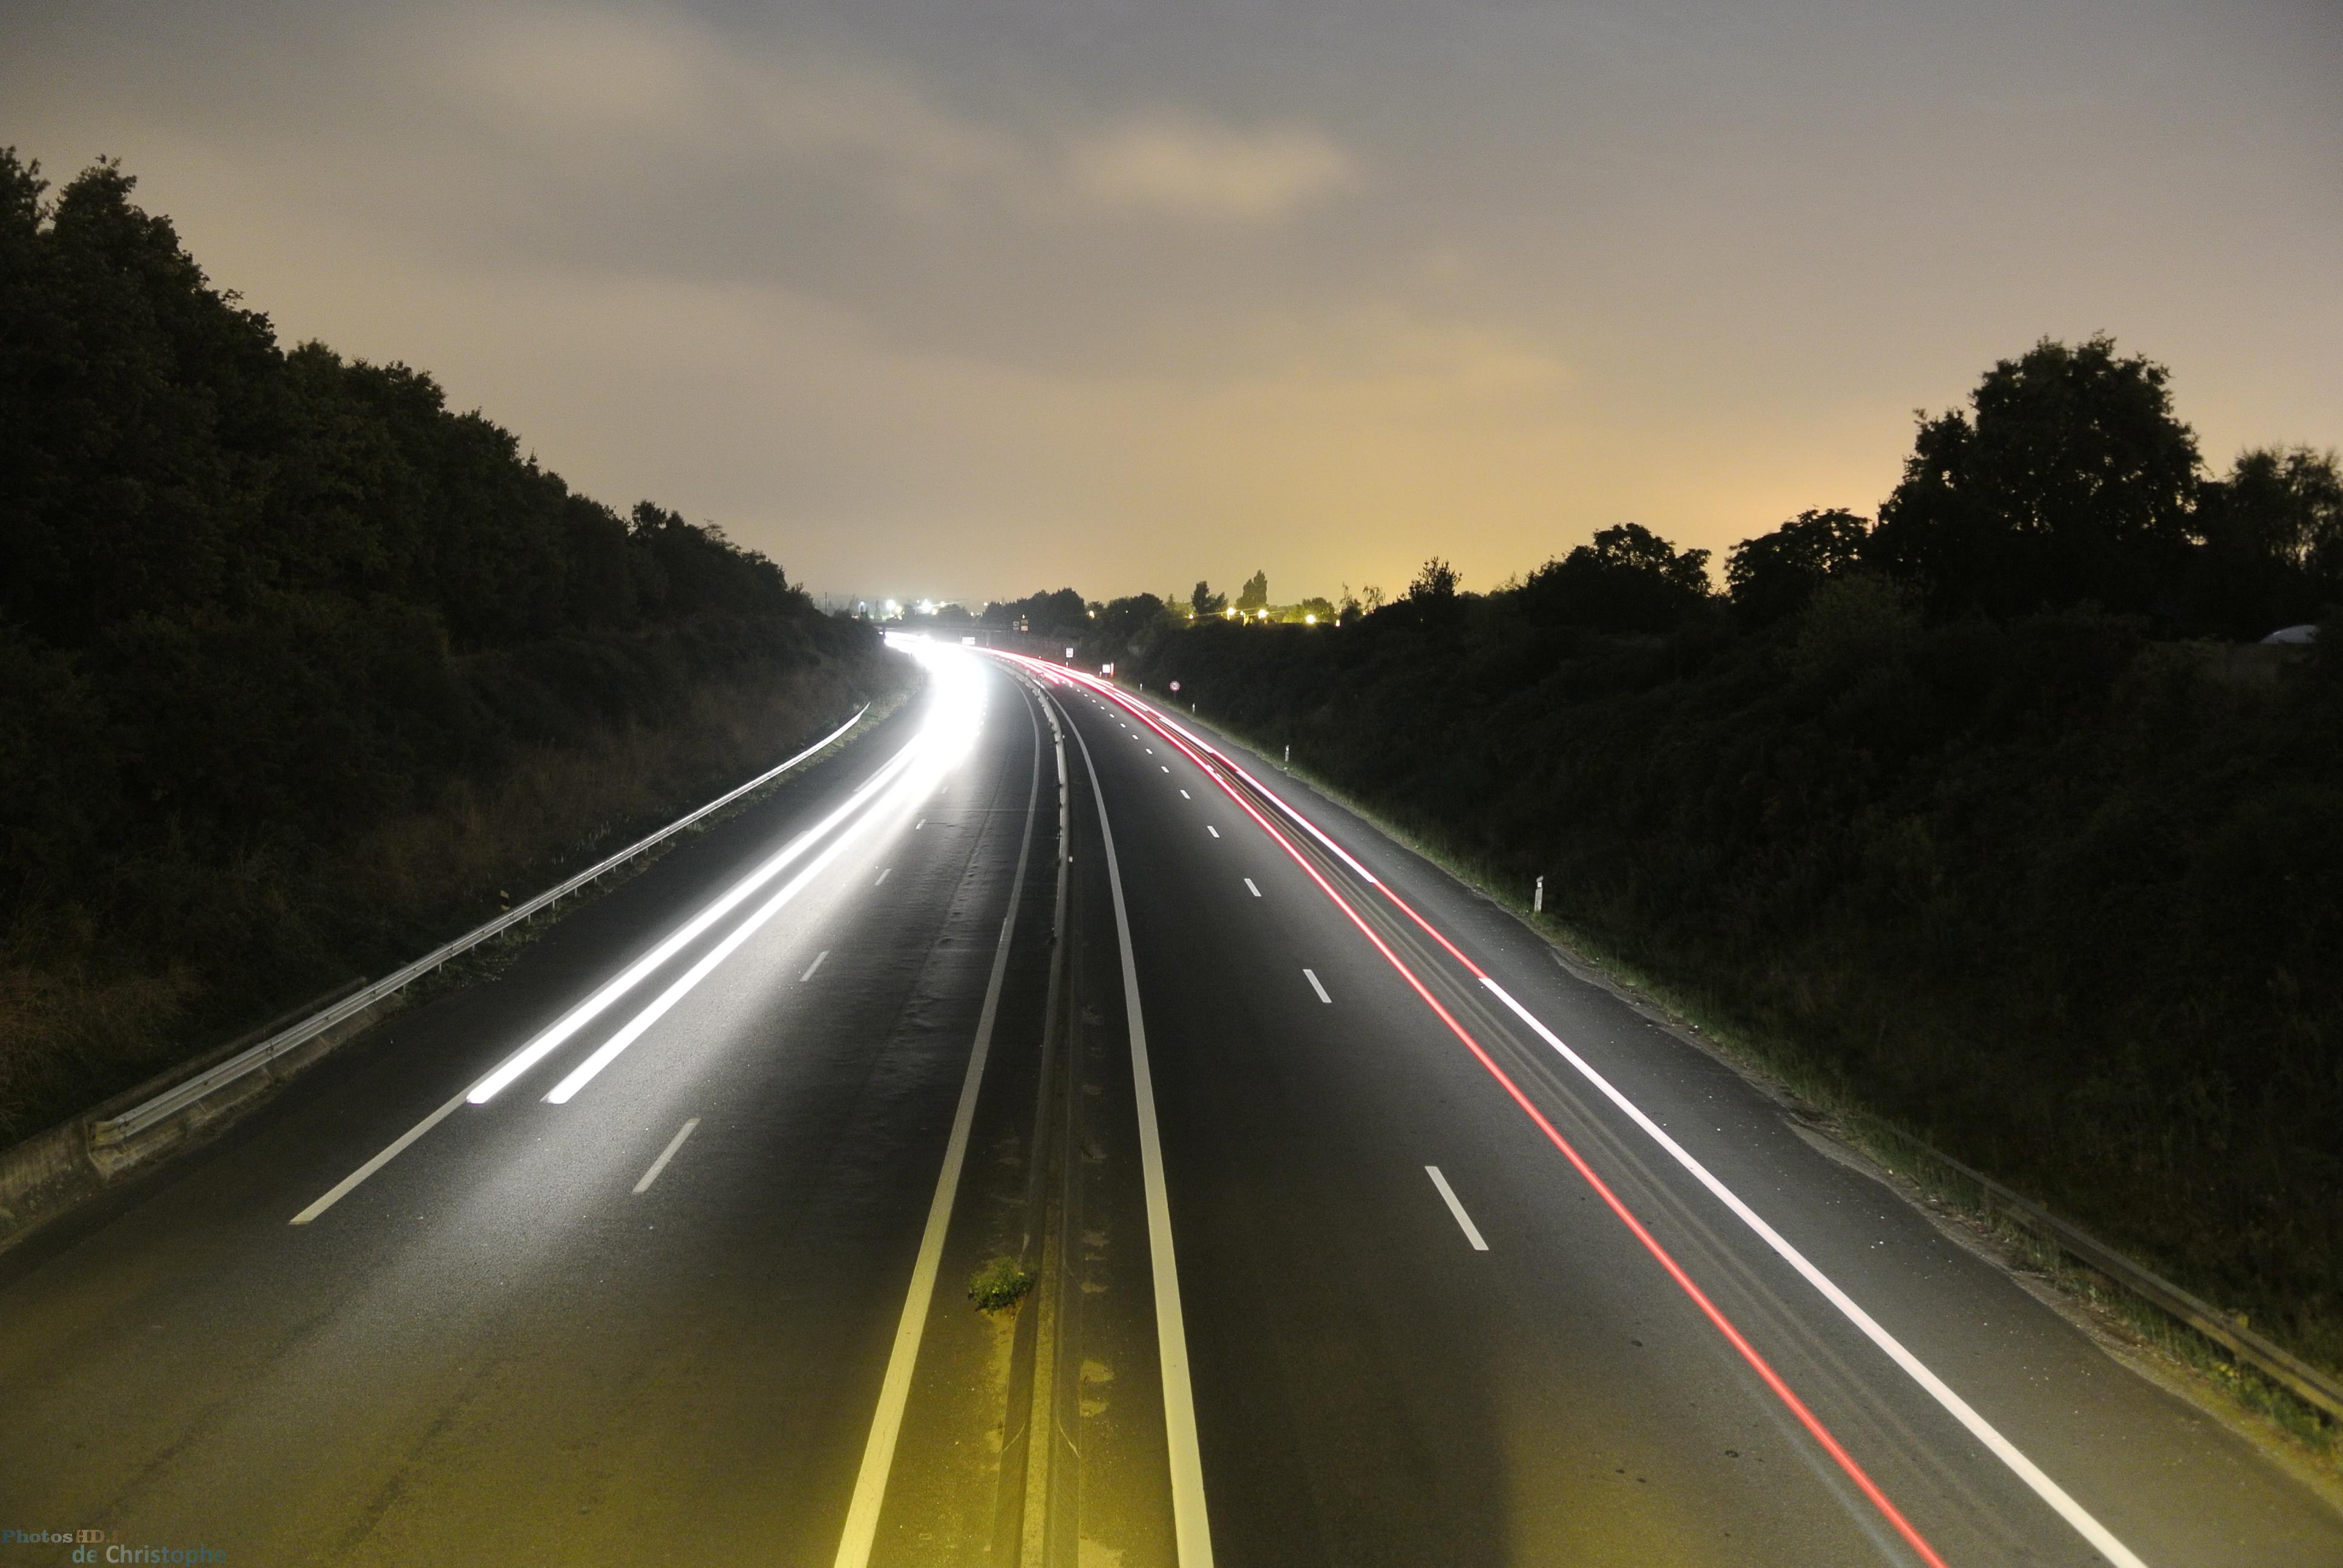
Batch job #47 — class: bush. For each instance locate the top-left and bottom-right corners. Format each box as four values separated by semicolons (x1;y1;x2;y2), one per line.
968;1255;1035;1313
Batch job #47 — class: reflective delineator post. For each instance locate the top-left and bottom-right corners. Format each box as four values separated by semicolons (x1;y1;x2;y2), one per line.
1534;875;1544;914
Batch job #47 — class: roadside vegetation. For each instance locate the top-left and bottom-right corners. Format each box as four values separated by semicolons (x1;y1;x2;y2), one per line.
968;1255;1037;1313
0;151;903;1143
1071;338;2343;1384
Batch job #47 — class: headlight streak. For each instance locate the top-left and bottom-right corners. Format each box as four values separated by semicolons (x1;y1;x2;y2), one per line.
542;773;909;1103
464;742;922;1105
997;653;2152;1568
469;643;985;1107
538;641;988;1107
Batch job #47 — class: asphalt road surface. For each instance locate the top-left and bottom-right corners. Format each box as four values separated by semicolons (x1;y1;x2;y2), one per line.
3;643;2339;1567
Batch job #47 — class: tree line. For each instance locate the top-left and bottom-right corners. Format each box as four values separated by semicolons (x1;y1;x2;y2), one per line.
0;151;891;1138
1095;336;2342;1380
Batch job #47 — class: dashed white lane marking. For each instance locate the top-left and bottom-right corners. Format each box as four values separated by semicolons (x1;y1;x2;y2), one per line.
914;818;925;829
1303;968;1331;1004
1426;1166;1489;1250
1206;825;1221;839
874;866;891;886
801;950;830;982
1161;765;1170;773
1244;878;1262;898
1179;788;1190;798
634;1118;701;1194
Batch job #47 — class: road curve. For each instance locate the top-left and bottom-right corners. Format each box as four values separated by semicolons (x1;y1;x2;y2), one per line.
4;642;2339;1567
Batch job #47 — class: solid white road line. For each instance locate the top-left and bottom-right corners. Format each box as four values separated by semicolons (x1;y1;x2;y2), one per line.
290;1091;468;1225
1066;696;1217;1567
633;1117;700;1194
1425;1166;1489;1251
1206;825;1221;839
801;950;830;982
1303;968;1331;1005
1244;878;1261;898
833;677;1045;1568
1478;978;2149;1568
874;866;892;886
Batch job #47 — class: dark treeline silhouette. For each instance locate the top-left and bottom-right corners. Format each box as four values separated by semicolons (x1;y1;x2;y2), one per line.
0;152;894;1138
1118;337;2341;1375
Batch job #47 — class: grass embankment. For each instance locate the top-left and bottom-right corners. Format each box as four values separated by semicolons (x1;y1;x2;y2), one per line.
1135;593;2343;1398
0;643;910;1145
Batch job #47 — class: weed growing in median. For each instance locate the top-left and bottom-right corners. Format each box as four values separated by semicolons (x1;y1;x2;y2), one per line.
968;1255;1035;1313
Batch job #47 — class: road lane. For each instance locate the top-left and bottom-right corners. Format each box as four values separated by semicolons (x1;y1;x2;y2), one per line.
1029;661;2343;1567
7;644;2337;1566
0;654;1057;1565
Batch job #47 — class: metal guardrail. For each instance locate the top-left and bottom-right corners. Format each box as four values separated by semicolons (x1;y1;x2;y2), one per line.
90;704;871;1146
1893;1135;2343;1424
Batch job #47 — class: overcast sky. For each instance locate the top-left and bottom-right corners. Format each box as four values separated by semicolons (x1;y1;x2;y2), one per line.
9;0;2340;606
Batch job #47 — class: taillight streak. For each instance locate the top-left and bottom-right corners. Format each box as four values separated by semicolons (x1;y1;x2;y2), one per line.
994;653;1952;1568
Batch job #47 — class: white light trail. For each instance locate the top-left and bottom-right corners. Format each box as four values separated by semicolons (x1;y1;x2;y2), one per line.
543;644;986;1106
464;745;919;1105
466;642;985;1106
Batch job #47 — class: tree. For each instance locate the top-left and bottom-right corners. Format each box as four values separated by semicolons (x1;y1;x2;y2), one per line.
984;587;1089;635
1091;593;1177;659
1518;524;1710;633
1190;580;1227;617
1407;558;1460;601
1726;509;1870;626
1867;336;2201;618
1237;570;1270;611
2192;446;2343;636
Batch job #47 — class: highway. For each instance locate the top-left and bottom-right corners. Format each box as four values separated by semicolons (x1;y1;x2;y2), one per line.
3;643;2340;1566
